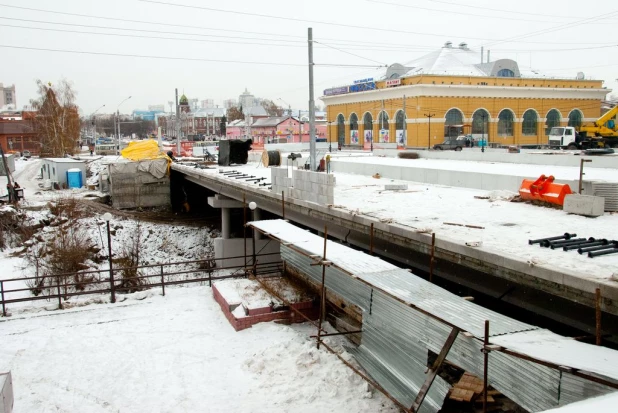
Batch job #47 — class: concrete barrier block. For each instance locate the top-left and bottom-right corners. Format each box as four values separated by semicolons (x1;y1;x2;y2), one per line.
327;174;336;185
326;195;334;205
384;183;408;190
311;182;320;193
317;173;327;184
318;195;328;205
564;194;605;217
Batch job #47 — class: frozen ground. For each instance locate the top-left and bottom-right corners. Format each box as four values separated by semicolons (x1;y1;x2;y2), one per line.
0;286;397;413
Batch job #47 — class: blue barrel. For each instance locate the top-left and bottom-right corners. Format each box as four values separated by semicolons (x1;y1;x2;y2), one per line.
66;168;83;188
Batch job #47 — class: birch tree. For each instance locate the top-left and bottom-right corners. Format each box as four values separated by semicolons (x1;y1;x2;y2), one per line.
31;80;81;157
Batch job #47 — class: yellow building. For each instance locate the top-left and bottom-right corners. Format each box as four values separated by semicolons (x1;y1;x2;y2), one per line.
322;42;610;148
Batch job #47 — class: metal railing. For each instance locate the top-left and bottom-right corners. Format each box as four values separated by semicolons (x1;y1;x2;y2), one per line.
0;252;282;316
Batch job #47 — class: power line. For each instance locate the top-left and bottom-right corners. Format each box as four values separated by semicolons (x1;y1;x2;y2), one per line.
0;44;385;69
313;41;387;66
365;0;586;24
137;0;617;46
0;3;307;40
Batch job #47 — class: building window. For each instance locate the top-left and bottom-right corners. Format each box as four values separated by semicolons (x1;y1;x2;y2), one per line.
337;114;345;142
545;109;561;135
568;110;582;128
349;113;358;131
497;110;514;136
395;110;405;130
472;109;489;135
522;110;538;136
363;113;373;131
378;111;389;130
497;69;515;77
444;108;463;137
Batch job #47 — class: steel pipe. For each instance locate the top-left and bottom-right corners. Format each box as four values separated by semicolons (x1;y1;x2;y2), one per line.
564;239;608;251
549;237;594;250
529;233;576;245
588;247;618;258
578;241;618;254
545;238;586;248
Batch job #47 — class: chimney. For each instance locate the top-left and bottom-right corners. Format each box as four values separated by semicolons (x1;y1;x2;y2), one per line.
481;46;484;64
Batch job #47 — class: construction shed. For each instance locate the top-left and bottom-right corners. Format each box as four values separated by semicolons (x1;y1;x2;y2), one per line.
40;158;86;189
107;158;170;209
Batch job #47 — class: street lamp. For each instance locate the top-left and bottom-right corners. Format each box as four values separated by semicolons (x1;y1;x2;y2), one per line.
481;113;486;153
248;202;257;276
90;104;106;148
116;96;132;154
102;212;115;303
277;98;291;116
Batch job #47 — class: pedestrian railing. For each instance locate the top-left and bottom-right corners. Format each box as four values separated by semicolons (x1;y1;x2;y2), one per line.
0;252;282;316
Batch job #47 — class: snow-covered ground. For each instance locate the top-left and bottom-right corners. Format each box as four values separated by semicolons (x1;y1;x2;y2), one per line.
3;152;618;412
0;286;397;413
184;154;618;284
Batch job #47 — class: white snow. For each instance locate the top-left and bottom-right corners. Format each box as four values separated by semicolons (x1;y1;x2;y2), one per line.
540;391;618;412
0;286;396;412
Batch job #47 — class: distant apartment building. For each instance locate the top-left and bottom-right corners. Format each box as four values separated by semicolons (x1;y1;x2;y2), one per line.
0;83;16;108
201;99;215;109
239;88;260;109
188;98;199;111
223;99;237;109
148;104;165;112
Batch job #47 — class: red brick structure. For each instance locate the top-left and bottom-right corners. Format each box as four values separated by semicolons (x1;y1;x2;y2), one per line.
0;111;40;154
212;283;318;332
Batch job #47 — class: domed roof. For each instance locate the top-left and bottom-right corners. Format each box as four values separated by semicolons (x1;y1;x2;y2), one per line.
179;94;189;105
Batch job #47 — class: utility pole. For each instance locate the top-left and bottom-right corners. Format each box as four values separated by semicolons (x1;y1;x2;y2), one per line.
298;109;302;144
308;27;317;171
175;88;180;156
402;95;406;147
425;113;435;149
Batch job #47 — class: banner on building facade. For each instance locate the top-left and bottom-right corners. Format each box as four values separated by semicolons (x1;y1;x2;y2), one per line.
350;130;359;144
364;130;373;142
396;130;405;146
379;129;390;143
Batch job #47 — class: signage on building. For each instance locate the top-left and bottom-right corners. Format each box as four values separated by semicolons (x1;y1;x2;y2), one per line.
349;82;376;93
323;86;349;96
354;78;374;84
386;79;401;87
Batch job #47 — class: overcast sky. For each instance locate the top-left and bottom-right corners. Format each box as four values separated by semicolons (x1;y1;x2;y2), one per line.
1;0;616;115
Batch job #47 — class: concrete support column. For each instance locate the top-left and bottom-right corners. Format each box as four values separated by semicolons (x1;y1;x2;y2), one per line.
252;208;262;241
221;207;231;239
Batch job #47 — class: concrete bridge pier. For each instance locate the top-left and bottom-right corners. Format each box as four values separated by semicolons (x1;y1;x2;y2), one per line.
207;194;280;269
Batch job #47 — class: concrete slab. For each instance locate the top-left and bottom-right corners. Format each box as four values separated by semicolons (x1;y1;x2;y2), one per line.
564;194;605;217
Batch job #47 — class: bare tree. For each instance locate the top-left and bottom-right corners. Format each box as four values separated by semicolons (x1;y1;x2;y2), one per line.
261;99;284;117
30;79;81;157
227;106;245;122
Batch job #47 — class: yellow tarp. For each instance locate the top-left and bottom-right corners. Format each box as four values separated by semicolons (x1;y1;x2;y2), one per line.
120;139;172;175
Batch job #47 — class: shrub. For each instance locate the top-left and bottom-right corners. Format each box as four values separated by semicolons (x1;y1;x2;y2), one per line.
398;151;420;159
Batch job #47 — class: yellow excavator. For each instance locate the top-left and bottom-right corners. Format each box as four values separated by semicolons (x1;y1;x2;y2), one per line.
549;105;618;149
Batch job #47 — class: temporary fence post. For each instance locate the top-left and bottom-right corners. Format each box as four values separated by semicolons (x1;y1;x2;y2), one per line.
596;288;602;346
56;275;63;310
429;233;436;283
252;227;257;277
281;191;285;219
483;320;490;413
370;223;374;255
0;280;6;317
243;193;247;274
317;225;328;350
160;265;165;296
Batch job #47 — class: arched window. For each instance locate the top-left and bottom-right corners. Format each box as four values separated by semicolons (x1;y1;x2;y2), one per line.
378;111;389;130
444;108;463;137
497;69;515;77
349;113;358;130
363;112;373;142
497;109;514;136
395;110;405;130
522;110;538;136
337;114;345;143
472;109;489;135
568;110;582;128
545;109;561;135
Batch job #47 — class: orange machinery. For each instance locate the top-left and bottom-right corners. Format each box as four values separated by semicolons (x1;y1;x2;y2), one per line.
519;175;573;206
